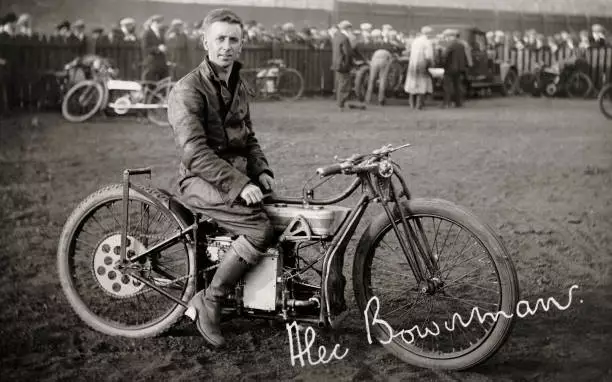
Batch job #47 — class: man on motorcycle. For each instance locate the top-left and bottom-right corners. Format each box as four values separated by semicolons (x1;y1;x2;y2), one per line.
167;8;276;349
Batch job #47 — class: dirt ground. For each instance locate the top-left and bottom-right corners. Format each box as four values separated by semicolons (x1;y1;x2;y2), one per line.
0;97;611;382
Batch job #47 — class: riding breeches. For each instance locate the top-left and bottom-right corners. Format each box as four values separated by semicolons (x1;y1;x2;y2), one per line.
177;175;275;264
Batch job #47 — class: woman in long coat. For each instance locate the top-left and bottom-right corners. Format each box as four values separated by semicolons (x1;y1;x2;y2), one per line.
404;26;434;109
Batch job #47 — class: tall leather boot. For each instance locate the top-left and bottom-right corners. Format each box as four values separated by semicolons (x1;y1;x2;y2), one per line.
188;242;254;348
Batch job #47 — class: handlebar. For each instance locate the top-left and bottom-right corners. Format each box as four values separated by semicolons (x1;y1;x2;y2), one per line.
316;163;345;176
316;143;411;178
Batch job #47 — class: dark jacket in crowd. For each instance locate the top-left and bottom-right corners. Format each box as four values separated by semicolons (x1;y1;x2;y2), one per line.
331;32;353;73
443;40;468;74
167;58;273;205
142;27;167;70
166;31;190;78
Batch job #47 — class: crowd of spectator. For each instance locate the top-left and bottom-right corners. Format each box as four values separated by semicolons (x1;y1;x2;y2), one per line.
0;10;609;73
1;10;609;52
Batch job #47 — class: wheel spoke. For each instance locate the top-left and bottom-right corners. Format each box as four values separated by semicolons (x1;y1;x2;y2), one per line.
61;189;192;333
359;210;514;362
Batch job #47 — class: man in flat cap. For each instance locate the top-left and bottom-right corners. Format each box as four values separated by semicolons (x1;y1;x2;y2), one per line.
142;15;168;81
71;19;86;42
68;19;90;53
166;19;190;79
91;27;104;42
120;18;137;42
53;21;72;42
16;14;33;37
441;29;468;108
1;12;17;36
167;8;276;349
331;20;365;110
590;24;608;48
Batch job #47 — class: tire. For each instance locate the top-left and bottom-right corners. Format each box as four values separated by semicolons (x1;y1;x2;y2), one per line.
277;68;304;102
566;72;593;99
543;83;557;98
352;198;519;371
598;84;612;120
354;65;370;102
146;81;175;127
57;184;196;338
61;80;105;123
500;69;518;96
240;68;262;101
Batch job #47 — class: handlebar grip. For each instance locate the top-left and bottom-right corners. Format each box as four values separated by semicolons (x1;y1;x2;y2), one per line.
316;164;344;177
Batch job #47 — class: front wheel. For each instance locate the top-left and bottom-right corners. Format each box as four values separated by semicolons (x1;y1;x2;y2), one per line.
353;198;519;370
57;184;196;338
61;80;105;123
598;83;612;120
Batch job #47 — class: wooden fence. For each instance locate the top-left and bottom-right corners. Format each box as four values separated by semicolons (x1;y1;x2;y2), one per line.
1;34;611;114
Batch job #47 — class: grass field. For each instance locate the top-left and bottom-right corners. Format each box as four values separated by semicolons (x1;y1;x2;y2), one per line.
0;96;611;381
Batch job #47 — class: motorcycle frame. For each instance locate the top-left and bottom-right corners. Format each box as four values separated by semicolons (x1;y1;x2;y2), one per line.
118;163;438;328
100;74;173;111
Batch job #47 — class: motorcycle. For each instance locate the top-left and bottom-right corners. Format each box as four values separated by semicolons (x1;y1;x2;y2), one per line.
528;56;593;98
61;57;174;127
57;143;520;371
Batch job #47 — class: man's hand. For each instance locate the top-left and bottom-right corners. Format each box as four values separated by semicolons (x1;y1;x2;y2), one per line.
259;173;275;192
240;184;264;205
158;44;167;53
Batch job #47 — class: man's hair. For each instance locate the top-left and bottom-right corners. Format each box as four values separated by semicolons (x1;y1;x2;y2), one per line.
202;8;243;32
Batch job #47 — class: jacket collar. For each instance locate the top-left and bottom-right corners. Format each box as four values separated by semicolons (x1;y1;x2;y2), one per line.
200;56;243;84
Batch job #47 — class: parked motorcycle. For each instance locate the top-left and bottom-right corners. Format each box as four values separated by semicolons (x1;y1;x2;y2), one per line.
57;143;520;371
61;57;174;126
529;56;593;98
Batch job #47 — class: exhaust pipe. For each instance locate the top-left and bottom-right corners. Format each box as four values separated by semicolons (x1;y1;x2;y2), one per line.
286;296;320;308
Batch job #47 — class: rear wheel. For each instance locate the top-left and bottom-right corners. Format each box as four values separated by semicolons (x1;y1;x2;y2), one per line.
500;69;518;96
61;80;105;122
276;68;304;101
146;81;174;127
353;199;519;370
566;72;593;99
57;184;196;338
598;84;612;120
385;61;404;93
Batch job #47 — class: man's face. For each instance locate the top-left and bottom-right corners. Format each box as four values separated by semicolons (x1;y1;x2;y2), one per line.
203;21;243;69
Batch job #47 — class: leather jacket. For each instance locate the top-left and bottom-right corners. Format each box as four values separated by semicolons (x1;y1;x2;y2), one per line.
167;58;273;205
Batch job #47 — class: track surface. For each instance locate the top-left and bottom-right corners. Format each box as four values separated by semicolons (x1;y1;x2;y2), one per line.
1;97;611;381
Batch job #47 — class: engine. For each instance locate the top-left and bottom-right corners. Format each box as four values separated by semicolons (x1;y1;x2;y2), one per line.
202;204;350;314
205;235;282;312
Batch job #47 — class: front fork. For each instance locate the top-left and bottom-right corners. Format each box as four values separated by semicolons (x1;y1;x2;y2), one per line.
365;170;441;288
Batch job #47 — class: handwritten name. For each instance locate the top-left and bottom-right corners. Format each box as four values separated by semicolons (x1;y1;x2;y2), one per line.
365;284;580;345
286;321;349;367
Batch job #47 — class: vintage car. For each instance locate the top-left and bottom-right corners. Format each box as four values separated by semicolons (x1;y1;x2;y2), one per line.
354;24;519;101
427;24;519;97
